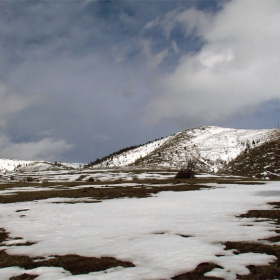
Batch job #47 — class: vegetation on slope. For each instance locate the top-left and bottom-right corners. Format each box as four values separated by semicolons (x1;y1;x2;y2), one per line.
84;137;166;168
221;135;280;179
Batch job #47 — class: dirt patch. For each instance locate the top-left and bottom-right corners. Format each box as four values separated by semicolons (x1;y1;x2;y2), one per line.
10;274;39;280
178;234;194;238
171;262;224;279
238;209;280;223
0;228;36;247
172;200;280;279
0;228;9;244
0;227;134;275
15;209;30;213
0;250;134;275
0;184;212;204
224;201;280;279
223;241;280;279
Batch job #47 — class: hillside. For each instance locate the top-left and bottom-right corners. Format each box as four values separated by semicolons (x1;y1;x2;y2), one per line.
221;136;280;179
0;159;76;173
91;126;279;173
0;126;279;178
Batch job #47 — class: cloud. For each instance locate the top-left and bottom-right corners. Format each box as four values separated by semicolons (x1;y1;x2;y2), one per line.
0;0;278;163
0;82;36;126
140;39;169;69
0;135;73;161
159;8;212;39
144;0;280;125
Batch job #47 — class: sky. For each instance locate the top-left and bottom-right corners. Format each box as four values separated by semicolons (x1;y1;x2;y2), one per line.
0;0;280;163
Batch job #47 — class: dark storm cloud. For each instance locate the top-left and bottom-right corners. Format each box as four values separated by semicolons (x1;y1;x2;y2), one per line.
0;0;147;161
0;0;279;162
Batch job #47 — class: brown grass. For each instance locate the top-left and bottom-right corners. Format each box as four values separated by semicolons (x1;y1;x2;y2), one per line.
223;242;280;279
0;227;9;244
0;176;265;204
171;200;280;279
0;227;134;276
0;249;134;275
0;183;213;204
226;200;280;279
1;177;278;279
171;263;223;279
0;177;263;190
10;274;38;280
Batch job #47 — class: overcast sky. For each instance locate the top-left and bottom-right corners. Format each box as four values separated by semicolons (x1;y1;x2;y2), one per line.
0;0;280;163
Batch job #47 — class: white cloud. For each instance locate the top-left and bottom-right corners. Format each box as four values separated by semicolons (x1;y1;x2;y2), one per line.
0;135;73;161
144;0;280;125
167;8;212;38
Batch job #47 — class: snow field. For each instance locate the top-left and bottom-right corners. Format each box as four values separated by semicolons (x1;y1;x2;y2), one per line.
0;181;279;279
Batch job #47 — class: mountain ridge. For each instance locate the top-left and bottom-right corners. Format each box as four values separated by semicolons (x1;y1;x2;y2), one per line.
0;126;279;179
89;126;279;174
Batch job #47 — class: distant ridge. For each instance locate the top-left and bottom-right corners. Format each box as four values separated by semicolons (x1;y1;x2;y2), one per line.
0;159;75;173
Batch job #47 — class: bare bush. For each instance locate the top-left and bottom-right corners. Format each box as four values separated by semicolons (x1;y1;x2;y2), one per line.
175;160;195;179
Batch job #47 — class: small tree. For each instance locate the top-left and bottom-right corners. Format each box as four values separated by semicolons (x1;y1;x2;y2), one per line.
87;177;94;182
26;177;33;182
175;159;195;179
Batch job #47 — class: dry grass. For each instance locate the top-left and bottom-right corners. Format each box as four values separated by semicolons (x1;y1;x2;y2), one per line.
0;183;213;204
171;263;223;279
221;136;280;179
0;176;264;205
0;176;279;279
171;200;280;279
0;226;134;276
225;200;280;279
0;250;134;275
0;228;8;244
10;274;38;280
223;242;280;279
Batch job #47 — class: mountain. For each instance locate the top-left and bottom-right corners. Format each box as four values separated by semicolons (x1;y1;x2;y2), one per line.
90;126;280;174
0;126;279;179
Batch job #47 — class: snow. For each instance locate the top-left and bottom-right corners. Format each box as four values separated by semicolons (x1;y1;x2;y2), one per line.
35;170;176;183
0;126;278;174
0;181;279;280
92;126;279;171
0;159;79;175
95;136;172;167
0;159;33;172
0;125;279;279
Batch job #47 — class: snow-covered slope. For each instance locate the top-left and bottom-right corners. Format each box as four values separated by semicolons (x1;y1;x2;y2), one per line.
93;126;279;172
0;159;76;173
1;126;278;175
93;136;172;167
221;136;280;179
0;159;34;173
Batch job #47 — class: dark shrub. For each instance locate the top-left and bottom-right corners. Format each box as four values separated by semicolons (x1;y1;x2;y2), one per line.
175;160;195;179
26;177;33;182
